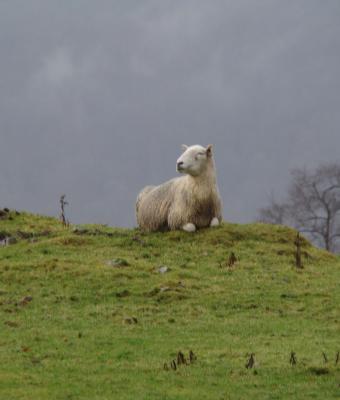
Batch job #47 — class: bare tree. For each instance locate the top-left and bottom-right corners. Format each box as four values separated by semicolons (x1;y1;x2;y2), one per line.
257;163;340;252
257;193;290;225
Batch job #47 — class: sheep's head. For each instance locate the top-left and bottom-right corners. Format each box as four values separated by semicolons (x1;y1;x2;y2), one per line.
176;144;213;176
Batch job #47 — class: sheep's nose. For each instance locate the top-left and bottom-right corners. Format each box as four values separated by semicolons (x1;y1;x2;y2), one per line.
177;161;184;169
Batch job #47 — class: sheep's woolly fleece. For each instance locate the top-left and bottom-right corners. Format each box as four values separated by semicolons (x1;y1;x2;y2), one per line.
136;144;223;232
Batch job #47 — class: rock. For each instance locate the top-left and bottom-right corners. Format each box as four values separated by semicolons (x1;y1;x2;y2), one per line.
18;296;33;306
124;317;138;324
116;290;130;298
309;367;329;375
4;320;19;328
147;288;160;296
157;265;170;274
0;237;17;246
106;258;129;267
73;227;89;235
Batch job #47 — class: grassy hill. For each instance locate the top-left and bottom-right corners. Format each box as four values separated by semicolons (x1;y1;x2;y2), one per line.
0;209;339;399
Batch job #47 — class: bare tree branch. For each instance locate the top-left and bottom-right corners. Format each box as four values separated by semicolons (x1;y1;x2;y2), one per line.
256;163;340;253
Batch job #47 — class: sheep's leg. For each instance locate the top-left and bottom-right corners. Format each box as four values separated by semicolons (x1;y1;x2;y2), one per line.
210;217;220;227
182;223;196;232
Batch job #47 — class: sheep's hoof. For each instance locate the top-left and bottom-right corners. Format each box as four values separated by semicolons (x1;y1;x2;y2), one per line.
183;223;196;232
210;217;219;227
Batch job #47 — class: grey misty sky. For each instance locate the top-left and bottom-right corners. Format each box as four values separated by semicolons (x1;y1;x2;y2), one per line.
1;1;340;226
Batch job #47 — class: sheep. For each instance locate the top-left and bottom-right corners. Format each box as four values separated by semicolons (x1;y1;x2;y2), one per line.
136;144;223;232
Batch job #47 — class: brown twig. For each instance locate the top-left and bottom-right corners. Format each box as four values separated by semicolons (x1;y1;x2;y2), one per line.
189;350;197;363
228;252;237;267
322;352;328;363
177;351;186;365
245;353;255;369
290;351;297;365
59;194;69;226
294;233;303;269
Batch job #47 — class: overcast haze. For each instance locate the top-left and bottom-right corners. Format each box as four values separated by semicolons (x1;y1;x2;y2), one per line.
1;1;340;227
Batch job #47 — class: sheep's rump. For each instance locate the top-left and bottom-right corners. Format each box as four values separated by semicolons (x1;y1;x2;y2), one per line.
136;179;177;232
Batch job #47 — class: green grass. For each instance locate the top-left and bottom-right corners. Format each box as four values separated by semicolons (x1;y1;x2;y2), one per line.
0;210;339;399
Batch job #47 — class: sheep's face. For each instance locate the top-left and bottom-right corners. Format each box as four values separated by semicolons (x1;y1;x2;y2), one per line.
176;144;213;176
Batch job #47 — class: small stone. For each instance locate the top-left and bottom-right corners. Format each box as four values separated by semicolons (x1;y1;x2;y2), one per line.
73;227;89;235
0;237;17;246
308;366;329;375
5;320;19;328
124;316;138;324
158;266;170;274
147;288;160;296
106;258;130;267
19;296;33;306
116;290;130;298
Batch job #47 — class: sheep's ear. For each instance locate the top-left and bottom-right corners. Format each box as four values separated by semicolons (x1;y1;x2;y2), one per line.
181;144;189;151
206;144;213;157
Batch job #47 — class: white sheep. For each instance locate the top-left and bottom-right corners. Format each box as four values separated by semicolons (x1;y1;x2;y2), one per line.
136;144;223;232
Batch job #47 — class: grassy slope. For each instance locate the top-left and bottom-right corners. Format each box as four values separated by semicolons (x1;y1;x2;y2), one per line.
0;211;339;400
